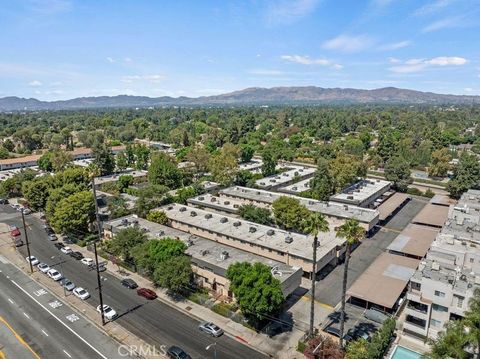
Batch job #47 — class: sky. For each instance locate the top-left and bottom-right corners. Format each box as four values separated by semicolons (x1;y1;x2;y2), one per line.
0;0;479;100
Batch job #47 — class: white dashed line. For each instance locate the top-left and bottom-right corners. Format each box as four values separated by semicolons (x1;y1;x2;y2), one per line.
23;312;30;319
42;329;49;337
63;349;72;358
8;298;14;304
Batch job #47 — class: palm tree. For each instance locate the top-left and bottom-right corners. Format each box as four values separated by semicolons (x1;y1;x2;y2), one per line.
303;212;329;338
335;219;365;348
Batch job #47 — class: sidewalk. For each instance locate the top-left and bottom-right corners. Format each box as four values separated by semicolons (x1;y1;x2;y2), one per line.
72;241;306;358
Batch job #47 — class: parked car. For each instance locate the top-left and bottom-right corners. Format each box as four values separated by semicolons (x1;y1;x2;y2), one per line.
60;278;75;291
63;236;77;244
96;305;117;320
10;228;21;237
73;287;90;300
325;326;341;338
198;322;224;337
60;246;72;254
121;278;138;289
47;268;62;281
37;263;50;273
137;288;157;300
26;256;39;266
12;237;23;247
69;251;84;260
54;242;65;250
48;234;58;241
0;198;9;204
166;346;191;359
81;258;94;266
21;208;32;215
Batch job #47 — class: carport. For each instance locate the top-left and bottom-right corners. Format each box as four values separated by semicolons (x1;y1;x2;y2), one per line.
411;203;449;228
347;252;419;313
378;193;410;223
387;224;439;259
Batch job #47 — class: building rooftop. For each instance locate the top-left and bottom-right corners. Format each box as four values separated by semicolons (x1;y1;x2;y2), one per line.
94;170;147;185
103;215;301;284
278;178;312;194
412;203;450;228
219;186;379;225
187;193;245;214
162;203;345;261
347;252;420;309
387;224;439;258
255;166;316;188
430;194;458;207
238;160;263;172
330;179;391;206
377;193;410;221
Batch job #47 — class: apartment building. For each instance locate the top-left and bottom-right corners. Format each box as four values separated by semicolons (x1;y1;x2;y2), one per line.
330;178;391;208
103;215;302;299
219;186;379;231
403;189;480;339
255;166;316;190
161;203;347;275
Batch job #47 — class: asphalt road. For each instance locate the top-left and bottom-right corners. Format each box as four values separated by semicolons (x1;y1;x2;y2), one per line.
0;256;125;359
1;205;266;359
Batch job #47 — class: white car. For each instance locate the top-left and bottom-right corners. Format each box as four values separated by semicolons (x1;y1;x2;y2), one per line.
47;268;63;281
81;258;94;266
73;287;90;300
96;304;117;320
60;246;72;254
26;256;39;266
37;263;50;273
22;208;32;215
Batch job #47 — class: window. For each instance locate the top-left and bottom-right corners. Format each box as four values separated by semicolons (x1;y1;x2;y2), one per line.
470;258;474;263
454;295;464;308
411;281;421;291
430;319;441;327
434;290;445;298
432;303;448;312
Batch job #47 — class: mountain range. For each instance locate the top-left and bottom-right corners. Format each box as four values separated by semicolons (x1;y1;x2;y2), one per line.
1;86;479;111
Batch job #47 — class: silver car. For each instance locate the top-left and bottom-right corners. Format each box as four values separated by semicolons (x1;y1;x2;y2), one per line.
198;322;224;337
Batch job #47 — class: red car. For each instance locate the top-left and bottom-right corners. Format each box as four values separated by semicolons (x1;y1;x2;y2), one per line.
137;288;157;300
10;228;21;237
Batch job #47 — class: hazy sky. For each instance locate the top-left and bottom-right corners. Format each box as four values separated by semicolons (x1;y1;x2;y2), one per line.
1;0;479;100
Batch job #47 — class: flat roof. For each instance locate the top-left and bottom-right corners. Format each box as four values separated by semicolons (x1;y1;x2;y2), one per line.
278;178;312;194
219;186;378;224
255;166;316;188
238;160;263;171
187;193;244;213
378;193;410;221
103;215;300;284
430;194;457;207
347;252;419;309
330;179;391;205
387;224;439;258
94;170;147;185
162;203;345;261
412;203;450;228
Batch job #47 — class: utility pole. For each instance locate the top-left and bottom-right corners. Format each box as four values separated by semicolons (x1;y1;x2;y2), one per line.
91;176;106;325
309;234;318;339
21;210;33;274
206;342;217;359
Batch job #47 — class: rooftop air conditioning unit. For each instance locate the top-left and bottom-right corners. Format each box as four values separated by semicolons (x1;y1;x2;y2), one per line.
347;195;354;200
205;213;212;219
292;187;297;190
432;261;440;271
200;249;209;256
233;221;241;227
285;236;293;243
199;196;205;201
267;229;275;236
220;217;228;223
249;226;257;233
179;207;187;212
167;206;173;210
224;201;230;205
185;239;194;247
344;205;349;210
190;211;197;217
156;231;165;237
220;251;229;260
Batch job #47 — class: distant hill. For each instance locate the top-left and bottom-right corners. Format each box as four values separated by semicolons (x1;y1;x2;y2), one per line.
1;86;479;111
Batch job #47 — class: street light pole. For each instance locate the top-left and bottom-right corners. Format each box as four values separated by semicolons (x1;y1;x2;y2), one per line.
91;176;106;326
21;210;33;274
206;343;217;359
51;255;66;297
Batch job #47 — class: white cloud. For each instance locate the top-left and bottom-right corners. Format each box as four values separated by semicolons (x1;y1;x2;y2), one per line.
106;57;115;63
322;34;374;53
27;0;73;15
28;80;43;87
413;0;456;16
389;56;468;73
266;0;321;25
422;16;462;32
379;40;411;51
248;69;285;76
121;74;165;83
124;57;133;63
280;55;342;69
388;57;401;63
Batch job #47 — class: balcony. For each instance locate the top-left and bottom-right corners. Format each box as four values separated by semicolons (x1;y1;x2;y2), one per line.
407;300;428;314
405;314;427;329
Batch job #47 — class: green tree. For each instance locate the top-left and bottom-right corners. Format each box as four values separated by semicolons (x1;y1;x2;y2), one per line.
336;219;365;347
238;204;272;225
133;238;187;276
344;138;364;158
303;213;329;337
261;151;277;177
38;152;53;172
22;178;51;210
208;151;237;186
429;148;451;178
116;151;128;171
50;150;73;172
0;147;9;159
153;256;192;294
107;227;148;265
118;174;134;192
385;156;412;192
329;153;367;191
2;139;15;152
240;144;255;163
226;262;284;326
174;186;199;204
447;153;480;199
148;153;183;189
185;145;210;174
146;210;169;225
310;158;335;201
51;191;95;235
92;142;115;176
272;196;311;233
428;320;469;359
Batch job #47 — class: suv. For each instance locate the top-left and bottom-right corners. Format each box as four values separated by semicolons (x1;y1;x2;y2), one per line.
166;346;191;359
69;251;84;260
121;278;138;289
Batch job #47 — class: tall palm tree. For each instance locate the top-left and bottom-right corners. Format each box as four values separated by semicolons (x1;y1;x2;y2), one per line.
335;219;365;348
303;212;329;338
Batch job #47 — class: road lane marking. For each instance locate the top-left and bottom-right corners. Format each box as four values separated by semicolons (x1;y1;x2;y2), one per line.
8;298;14;304
63;350;72;358
300;295;334;310
42;329;49;337
10;280;108;359
23;312;30;319
0;316;41;359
